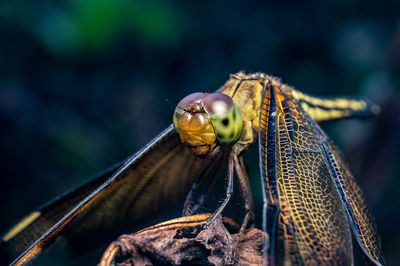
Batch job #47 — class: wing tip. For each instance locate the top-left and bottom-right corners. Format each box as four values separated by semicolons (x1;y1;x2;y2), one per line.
2;211;41;242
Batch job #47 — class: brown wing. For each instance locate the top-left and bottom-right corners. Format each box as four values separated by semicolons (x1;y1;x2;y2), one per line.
259;85;353;264
2;125;214;265
316;127;384;265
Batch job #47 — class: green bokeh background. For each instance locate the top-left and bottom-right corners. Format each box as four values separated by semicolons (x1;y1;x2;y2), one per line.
0;0;399;263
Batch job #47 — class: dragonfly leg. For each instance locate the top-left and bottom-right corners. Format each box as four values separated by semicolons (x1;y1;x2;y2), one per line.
182;180;206;217
182;155;224;216
232;155;255;247
205;153;234;243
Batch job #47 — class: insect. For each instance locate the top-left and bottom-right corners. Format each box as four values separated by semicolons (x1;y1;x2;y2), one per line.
1;72;384;265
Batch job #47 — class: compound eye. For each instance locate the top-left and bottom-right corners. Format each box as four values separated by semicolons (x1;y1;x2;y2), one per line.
202;93;243;144
173;92;206;133
202;93;234;116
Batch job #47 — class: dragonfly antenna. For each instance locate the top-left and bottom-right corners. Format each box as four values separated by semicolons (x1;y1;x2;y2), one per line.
165;99;187;112
165;99;177;107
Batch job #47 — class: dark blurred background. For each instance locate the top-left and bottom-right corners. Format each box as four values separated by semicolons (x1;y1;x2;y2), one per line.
0;0;399;264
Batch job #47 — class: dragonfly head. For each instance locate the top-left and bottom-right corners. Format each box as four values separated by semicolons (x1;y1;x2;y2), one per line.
173;92;243;157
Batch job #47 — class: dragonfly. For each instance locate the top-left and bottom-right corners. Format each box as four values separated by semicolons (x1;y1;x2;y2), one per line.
1;72;384;265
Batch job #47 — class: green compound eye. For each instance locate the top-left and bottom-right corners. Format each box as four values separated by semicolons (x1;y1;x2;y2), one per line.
202;93;243;144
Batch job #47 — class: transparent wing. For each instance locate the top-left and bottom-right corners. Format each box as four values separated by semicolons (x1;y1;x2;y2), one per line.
317;127;384;265
259;85;353;264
